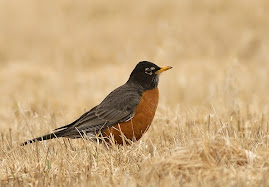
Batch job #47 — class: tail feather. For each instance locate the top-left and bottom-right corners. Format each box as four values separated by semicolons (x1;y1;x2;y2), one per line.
21;132;60;146
21;127;85;146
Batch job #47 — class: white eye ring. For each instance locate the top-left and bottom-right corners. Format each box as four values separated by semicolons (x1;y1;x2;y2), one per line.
145;68;153;75
150;67;155;70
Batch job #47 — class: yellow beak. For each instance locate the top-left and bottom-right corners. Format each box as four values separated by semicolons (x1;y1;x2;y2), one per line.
155;66;173;74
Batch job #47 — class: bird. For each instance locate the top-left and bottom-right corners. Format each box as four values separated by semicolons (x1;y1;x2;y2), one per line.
21;61;172;146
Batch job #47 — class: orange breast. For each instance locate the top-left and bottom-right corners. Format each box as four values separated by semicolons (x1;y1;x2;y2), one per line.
102;88;159;145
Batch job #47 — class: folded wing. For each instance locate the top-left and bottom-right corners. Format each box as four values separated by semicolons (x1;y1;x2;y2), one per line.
52;84;142;138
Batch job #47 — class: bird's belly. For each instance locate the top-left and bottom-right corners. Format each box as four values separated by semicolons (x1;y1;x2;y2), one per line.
102;88;159;144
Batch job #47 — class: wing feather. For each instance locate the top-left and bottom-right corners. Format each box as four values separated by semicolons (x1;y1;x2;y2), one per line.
55;84;142;137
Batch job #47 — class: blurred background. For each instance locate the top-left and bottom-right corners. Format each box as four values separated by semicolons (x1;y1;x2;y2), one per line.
0;0;269;131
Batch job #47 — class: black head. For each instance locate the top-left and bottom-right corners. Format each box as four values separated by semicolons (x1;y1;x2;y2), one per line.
127;61;172;90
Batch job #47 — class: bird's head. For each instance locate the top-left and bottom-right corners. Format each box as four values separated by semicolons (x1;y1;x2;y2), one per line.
128;61;172;90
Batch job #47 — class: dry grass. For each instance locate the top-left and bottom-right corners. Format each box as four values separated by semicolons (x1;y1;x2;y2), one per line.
1;0;269;186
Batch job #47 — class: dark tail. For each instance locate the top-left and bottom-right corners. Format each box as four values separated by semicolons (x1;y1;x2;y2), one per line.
20;110;93;146
21;132;60;146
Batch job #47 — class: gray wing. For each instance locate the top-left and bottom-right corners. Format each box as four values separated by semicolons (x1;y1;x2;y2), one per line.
54;84;142;137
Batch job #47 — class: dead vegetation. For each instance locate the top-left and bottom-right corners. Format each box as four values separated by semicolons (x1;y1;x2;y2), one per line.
1;0;269;186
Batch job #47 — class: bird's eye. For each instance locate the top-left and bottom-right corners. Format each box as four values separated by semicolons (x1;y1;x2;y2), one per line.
150;67;155;70
145;67;153;75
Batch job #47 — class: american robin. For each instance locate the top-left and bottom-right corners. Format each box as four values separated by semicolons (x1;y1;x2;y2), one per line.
21;61;172;145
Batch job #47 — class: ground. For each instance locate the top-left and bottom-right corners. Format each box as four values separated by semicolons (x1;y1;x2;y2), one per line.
0;0;269;186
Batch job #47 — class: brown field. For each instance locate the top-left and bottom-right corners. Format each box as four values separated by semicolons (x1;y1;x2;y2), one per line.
1;0;269;186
